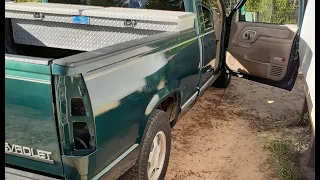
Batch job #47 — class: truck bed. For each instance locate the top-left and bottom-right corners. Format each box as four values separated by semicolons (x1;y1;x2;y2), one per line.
5;2;195;65
6;16;179;66
5;18;82;59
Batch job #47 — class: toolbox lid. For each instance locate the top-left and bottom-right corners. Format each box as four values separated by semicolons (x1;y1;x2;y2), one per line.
5;2;102;16
82;7;195;23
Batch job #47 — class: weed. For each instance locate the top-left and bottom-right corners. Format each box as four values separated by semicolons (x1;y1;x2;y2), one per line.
297;112;310;127
274;110;310;131
267;138;302;180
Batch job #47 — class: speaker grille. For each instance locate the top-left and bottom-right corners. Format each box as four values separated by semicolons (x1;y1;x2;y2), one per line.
270;65;283;77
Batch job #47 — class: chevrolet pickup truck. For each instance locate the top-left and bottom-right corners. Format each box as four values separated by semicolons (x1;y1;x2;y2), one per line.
5;0;301;179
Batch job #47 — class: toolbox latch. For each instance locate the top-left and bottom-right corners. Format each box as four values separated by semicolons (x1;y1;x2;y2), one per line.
33;12;45;20
124;19;137;27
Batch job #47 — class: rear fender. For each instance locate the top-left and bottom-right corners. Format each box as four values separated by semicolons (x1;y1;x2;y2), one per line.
144;89;182;117
138;87;182;141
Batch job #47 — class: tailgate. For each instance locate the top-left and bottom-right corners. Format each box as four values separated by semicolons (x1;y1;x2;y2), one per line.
5;55;64;177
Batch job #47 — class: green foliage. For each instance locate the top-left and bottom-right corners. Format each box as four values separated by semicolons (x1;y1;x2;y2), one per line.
246;0;262;12
245;0;299;24
267;139;302;180
209;0;218;9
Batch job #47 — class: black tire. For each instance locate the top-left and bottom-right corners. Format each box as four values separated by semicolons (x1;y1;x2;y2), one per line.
125;109;171;180
212;68;231;88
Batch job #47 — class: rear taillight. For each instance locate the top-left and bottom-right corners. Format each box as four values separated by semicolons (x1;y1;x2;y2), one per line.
55;75;96;156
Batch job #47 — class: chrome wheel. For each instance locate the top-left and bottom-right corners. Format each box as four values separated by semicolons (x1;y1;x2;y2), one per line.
147;131;166;180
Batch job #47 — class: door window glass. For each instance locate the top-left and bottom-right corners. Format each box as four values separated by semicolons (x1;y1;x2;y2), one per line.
240;0;299;24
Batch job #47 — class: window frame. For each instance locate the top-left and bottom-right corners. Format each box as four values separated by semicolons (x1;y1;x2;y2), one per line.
237;0;300;25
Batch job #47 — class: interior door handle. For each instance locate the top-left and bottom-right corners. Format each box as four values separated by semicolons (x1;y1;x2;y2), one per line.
244;33;250;40
241;30;257;40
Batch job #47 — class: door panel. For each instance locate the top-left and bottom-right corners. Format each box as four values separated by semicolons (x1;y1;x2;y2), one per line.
227;21;298;81
224;0;301;91
226;14;300;91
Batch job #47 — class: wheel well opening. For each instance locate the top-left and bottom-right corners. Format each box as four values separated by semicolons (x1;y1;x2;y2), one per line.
156;92;180;127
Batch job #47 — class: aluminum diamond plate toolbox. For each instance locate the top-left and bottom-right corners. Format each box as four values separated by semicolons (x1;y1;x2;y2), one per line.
5;2;102;23
5;2;195;51
82;7;195;32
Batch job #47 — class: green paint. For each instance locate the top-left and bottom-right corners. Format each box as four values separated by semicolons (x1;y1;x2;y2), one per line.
5;62;64;176
5;60;51;75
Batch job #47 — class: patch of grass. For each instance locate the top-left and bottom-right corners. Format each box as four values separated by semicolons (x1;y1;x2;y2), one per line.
274;110;310;131
266;107;312;180
266;138;302;180
297;111;310;127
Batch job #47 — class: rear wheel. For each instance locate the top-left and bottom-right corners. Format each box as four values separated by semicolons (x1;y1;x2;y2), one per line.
212;68;231;88
147;131;167;179
127;109;171;180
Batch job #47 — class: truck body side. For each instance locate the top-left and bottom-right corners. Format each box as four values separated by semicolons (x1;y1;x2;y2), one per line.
5;0;222;179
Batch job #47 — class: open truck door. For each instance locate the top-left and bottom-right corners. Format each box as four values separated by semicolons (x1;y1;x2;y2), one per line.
224;0;301;91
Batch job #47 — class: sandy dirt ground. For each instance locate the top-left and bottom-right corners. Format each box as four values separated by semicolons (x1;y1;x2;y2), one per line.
165;76;310;180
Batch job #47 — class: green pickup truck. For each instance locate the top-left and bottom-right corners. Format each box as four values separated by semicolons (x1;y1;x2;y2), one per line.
5;0;301;179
